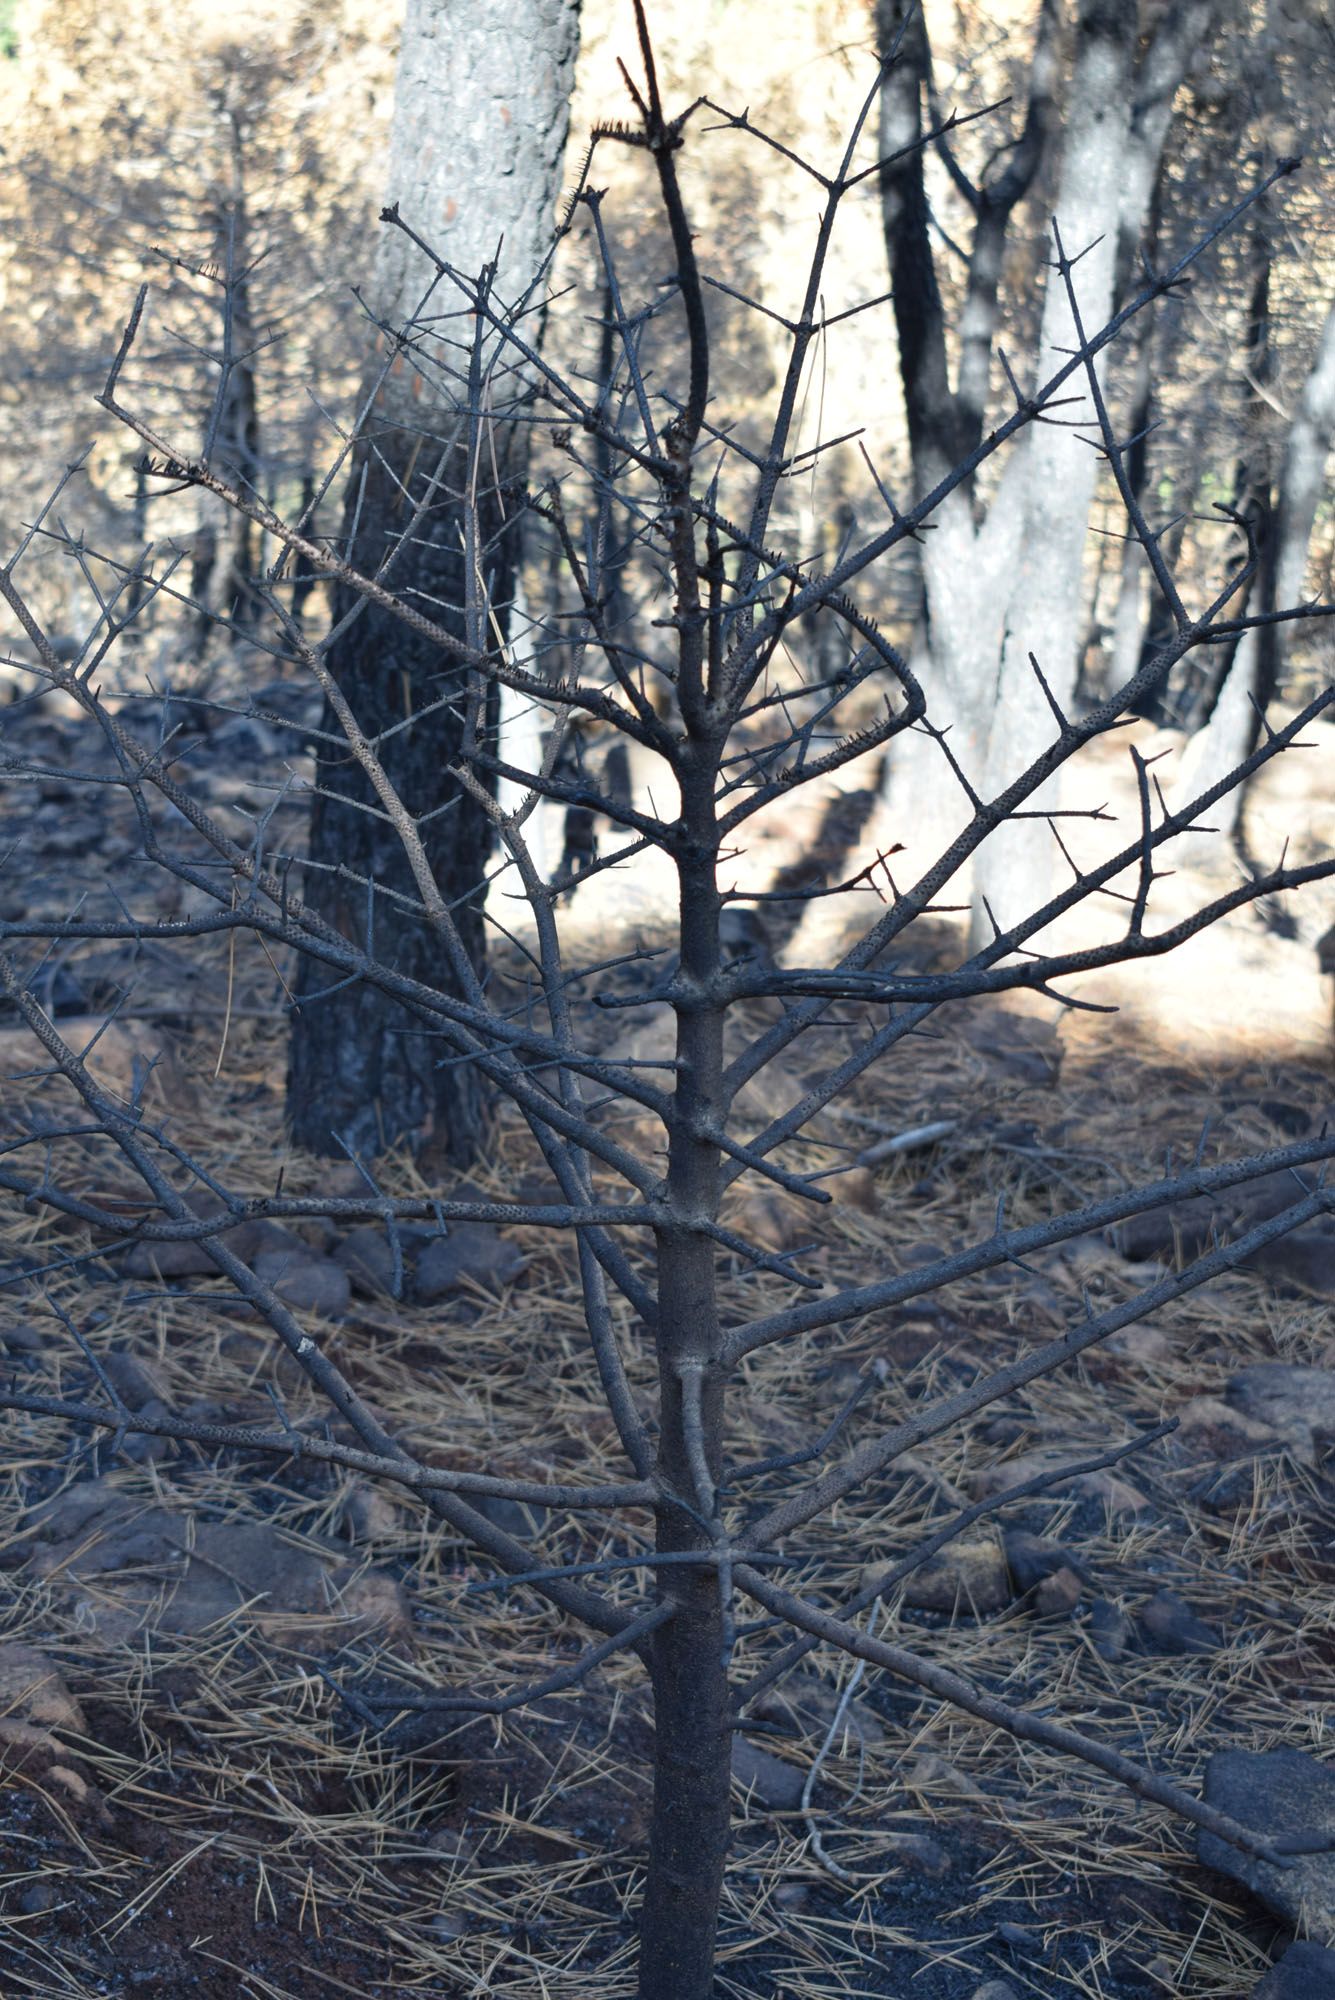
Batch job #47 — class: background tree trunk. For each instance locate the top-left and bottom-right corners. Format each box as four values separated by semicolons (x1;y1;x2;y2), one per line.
973;0;1137;938
876;0;1214;932
1175;285;1335;833
288;0;580;1160
1272;291;1335;636
874;0;1059;895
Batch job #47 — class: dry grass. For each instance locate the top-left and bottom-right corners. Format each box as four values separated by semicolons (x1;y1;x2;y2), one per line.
0;929;1331;1998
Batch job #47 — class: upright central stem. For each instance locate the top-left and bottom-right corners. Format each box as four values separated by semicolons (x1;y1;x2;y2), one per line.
637;749;733;2000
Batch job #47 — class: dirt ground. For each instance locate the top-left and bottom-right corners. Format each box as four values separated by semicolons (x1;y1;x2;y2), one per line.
0;683;1332;1998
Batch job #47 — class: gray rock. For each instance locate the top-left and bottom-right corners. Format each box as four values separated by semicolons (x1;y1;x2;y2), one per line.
122;1236;219;1278
1257;1098;1314;1138
471;1491;550;1541
251;1248;351;1319
1228;1365;1335;1464
415;1224;526;1303
0;1322;44;1354
1195;1461;1260;1515
27;1479;112;1540
971;1448;1149;1516
17;1880;61;1915
972;1010;1062;1085
1004;1529;1084;1596
748;1672;889;1755
221;1218;310;1264
122;1212;311;1281
1254;1941;1335;1998
1110;1168;1305;1264
895;1537;1010;1616
1033;1566;1083;1616
2;963;87;1019
1198;1748;1335;1943
1320;926;1335;978
731;1737;807;1811
342;1482;400;1544
1247;1223;1335;1299
1088;1598;1133;1662
970;1984;1022;2000
399;1696;654;1850
248;681;318;750
21;1477;408;1651
333;1226;400;1299
1174;1395;1281;1463
994;1921;1039;1949
119;1397;171;1464
99;1349;167;1411
1137;1590;1220;1656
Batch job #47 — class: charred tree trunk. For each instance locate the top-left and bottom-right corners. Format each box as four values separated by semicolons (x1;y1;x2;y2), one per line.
288;428;511;1159
639;1560;731;2000
286;0;580;1159
288;471;321;634
639;757;732;2000
205;110;264;637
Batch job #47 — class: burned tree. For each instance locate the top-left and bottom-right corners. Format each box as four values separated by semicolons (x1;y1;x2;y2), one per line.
0;11;1333;1998
287;0;581;1162
875;0;1227;933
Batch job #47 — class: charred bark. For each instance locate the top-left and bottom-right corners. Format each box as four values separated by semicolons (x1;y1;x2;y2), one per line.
285;0;580;1159
287;427;512;1159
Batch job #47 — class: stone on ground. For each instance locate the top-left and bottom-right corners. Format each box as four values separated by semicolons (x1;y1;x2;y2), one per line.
1198;1748;1335;1943
1254;1941;1335;1997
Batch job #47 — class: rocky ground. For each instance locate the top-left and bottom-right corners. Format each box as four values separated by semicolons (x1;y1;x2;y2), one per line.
0;669;1333;1997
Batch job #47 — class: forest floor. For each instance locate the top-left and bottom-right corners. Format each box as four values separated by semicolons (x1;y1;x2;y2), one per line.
0;676;1332;1998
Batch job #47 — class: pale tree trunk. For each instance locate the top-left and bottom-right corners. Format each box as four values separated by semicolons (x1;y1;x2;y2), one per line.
886;494;1018;890
289;0;580;1159
1272;292;1335;621
1104;0;1219;709
876;0;1210;925
875;0;1057;893
1175;289;1335;831
1170;0;1323;837
972;0;1137;938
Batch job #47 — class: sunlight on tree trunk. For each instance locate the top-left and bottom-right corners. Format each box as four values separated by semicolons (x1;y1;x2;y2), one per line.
288;0;580;1161
973;0;1136;942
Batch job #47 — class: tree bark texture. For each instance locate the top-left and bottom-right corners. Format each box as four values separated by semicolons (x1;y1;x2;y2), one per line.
637;755;733;2000
874;0;1056;888
192;121;264;651
1176;288;1335;832
1272;291;1335;632
288;0;580;1159
974;0;1137;936
876;0;1211;928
